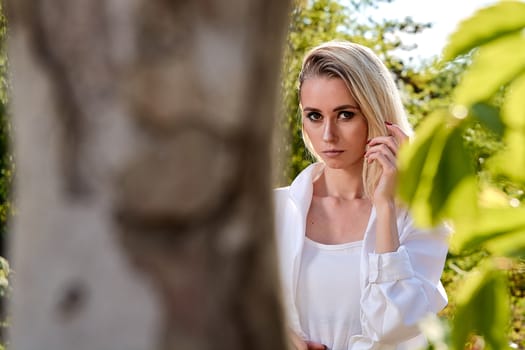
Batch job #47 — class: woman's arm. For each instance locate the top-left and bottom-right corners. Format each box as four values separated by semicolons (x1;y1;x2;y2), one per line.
361;123;449;345
365;122;407;254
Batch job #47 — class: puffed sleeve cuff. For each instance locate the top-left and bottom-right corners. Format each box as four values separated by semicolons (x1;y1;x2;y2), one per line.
368;246;415;283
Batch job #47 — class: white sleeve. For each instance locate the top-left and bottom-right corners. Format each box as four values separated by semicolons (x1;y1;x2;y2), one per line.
358;213;449;345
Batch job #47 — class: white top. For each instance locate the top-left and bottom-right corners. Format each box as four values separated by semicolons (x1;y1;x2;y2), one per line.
273;163;450;349
297;238;363;350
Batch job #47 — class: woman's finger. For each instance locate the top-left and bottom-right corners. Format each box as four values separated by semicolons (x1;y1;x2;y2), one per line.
305;340;328;350
365;141;397;163
367;136;398;156
365;149;396;172
385;122;409;145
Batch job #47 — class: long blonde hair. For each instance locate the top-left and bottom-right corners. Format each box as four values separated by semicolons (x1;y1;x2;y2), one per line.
298;41;412;197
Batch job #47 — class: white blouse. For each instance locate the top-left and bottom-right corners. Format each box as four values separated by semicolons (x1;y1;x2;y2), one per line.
297;238;363;350
274;163;449;349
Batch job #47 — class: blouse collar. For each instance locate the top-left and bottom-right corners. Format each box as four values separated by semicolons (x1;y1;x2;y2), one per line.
289;162;324;217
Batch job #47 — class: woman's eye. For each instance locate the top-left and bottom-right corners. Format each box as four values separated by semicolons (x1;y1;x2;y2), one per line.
306;112;322;121
339;111;355;120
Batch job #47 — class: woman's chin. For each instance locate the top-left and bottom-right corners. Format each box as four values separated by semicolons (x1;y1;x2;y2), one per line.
320;157;364;171
321;159;347;169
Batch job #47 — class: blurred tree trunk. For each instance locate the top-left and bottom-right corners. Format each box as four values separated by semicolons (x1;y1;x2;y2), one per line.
6;1;291;349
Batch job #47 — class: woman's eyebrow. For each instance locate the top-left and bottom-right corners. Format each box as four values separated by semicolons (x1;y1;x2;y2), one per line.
333;104;360;112
302;107;321;112
302;105;360;113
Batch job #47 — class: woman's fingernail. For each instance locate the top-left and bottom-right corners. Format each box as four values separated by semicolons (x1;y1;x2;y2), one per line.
385;121;392;126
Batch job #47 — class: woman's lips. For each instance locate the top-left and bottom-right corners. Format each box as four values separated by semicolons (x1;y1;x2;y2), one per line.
322;150;344;158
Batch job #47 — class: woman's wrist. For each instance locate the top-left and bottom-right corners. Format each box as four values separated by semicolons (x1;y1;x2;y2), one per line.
374;197;400;253
373;197;396;213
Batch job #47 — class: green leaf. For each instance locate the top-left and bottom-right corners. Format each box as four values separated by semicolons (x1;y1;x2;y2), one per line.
398;111;445;206
452;207;525;254
471;102;504;137
398;112;456;226
444;1;525;60
429;126;477;225
502;72;525;129
485;229;525;257
491;130;525;183
452;263;510;350
454;31;525;106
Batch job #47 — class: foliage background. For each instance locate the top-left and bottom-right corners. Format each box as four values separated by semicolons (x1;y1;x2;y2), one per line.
279;1;524;349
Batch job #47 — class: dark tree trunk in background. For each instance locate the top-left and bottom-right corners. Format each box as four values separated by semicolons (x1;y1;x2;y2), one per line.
6;1;291;349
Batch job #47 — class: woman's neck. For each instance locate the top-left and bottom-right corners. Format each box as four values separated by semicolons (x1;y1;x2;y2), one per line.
313;166;366;200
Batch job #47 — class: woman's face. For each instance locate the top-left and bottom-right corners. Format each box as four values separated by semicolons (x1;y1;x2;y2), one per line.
300;76;368;170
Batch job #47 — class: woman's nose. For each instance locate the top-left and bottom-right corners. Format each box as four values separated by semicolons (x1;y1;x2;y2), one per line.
323;120;337;142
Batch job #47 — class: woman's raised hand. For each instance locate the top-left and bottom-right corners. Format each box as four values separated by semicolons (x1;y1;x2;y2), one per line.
364;122;409;204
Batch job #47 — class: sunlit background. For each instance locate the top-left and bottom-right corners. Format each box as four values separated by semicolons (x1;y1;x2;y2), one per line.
365;0;497;60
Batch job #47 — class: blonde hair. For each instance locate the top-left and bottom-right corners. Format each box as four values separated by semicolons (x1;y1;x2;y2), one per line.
298;40;412;198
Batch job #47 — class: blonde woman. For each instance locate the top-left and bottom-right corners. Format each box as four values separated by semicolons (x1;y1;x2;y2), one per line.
274;41;449;350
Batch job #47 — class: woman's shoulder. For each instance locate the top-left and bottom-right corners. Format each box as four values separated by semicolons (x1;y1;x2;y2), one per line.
273;185;290;192
273;162;321;196
273;186;291;206
273;186;290;194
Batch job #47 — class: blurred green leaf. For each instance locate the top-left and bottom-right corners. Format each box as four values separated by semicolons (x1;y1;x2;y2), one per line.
398;111;452;226
452;263;510;350
454;32;525;106
452;207;525;254
491;130;525;183
398;111;445;204
485;229;525;257
430;125;478;224
444;1;525;60
471;102;504;137
502;73;525;129
399;112;479;227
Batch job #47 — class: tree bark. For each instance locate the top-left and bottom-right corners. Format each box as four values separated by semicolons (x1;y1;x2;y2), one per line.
6;1;291;349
